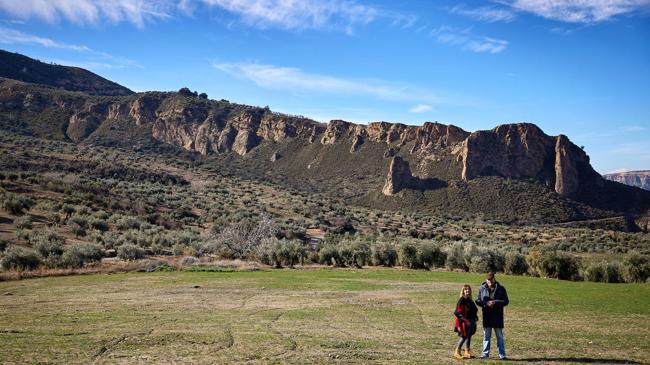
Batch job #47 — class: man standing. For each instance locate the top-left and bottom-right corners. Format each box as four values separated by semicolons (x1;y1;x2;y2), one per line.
476;272;509;360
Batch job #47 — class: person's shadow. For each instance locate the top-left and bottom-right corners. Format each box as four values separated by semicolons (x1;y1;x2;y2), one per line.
507;357;643;364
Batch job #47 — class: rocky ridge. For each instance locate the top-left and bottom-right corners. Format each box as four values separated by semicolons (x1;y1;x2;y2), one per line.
604;171;650;191
0;80;603;199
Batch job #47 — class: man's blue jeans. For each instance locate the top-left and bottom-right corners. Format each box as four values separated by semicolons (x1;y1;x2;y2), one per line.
482;327;506;358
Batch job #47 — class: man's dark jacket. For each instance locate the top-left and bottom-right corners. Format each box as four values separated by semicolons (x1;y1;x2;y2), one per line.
475;281;509;328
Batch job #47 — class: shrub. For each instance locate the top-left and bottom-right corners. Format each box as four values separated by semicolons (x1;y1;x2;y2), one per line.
68;215;89;237
307;251;319;264
117;243;146;261
337;239;370;268
115;216;142;231
61;244;104;268
469;254;492;273
1;246;41;271
418;242;446;269
172;243;186;256
446;243;468;271
489;250;506;273
31;228;65;256
371;242;398;267
526;248;544;277
538;251;581;281
61;204;76;219
180;256;200;266
90;218;109;232
14;215;33;229
0;239;8;252
505;252;529;275
318;244;339;266
398;241;419;269
622;253;650;283
2;192;34;215
584;262;606;282
603;262;624;283
276;240;306;268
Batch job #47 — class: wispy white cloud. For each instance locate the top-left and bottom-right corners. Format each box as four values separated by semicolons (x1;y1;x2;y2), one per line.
498;0;650;23
449;4;516;22
0;27;90;51
409;104;432;113
0;27;141;68
200;0;378;34
0;0;412;34
430;26;509;54
0;0;173;27
212;61;446;104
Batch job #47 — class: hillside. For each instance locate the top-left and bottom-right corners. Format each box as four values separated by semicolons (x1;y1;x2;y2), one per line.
1;52;650;226
604;170;650;191
0;50;133;96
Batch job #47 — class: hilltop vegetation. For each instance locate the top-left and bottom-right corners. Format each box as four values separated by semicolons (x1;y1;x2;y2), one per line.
0;50;133;96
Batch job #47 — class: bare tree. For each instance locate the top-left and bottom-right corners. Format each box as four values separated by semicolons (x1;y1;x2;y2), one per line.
213;213;276;258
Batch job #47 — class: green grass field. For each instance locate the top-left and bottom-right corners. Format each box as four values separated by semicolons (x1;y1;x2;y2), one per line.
1;269;648;364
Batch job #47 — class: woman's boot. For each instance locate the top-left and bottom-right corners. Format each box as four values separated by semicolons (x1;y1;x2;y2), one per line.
454;348;463;360
463;348;473;359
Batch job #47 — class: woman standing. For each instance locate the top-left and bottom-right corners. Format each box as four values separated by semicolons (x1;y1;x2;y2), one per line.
454;284;478;359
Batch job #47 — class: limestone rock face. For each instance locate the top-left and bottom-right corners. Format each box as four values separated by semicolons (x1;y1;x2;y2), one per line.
129;95;159;126
321;120;361;144
459;123;597;197
554;135;587;196
461;123;553;181
0;78;610;201
382;156;415;195
604;171;650;191
350;134;364;152
217;126;237;153
233;129;258;155
107;103;129;120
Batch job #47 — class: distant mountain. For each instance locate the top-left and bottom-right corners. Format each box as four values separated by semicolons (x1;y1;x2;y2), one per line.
0;49;133;96
1;51;649;227
604;171;650;191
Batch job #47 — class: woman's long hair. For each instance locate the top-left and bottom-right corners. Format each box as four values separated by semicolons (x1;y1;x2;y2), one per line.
459;284;472;298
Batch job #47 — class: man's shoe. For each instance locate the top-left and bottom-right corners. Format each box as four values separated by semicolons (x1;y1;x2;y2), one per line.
481;354;489;359
454;348;463;360
499;356;508;360
463;348;473;359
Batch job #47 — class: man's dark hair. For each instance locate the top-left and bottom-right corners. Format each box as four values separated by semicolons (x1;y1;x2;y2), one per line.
486;272;495;278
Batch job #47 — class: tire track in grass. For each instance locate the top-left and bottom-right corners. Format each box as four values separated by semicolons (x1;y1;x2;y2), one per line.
267;310;297;359
93;328;153;360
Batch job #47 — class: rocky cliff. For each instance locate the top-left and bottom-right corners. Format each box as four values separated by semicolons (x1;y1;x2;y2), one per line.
458;124;600;197
604;171;650;191
0;77;609;200
2;51;649;223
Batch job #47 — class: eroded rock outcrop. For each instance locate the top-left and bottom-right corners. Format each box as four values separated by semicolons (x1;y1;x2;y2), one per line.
129;95;159;126
383;156;414;195
67;112;100;142
459;123;597;197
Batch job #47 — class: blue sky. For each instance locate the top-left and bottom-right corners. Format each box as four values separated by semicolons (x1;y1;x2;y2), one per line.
0;0;648;173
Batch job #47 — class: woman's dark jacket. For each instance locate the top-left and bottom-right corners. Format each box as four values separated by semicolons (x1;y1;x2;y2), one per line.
454;297;478;337
475;281;509;328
